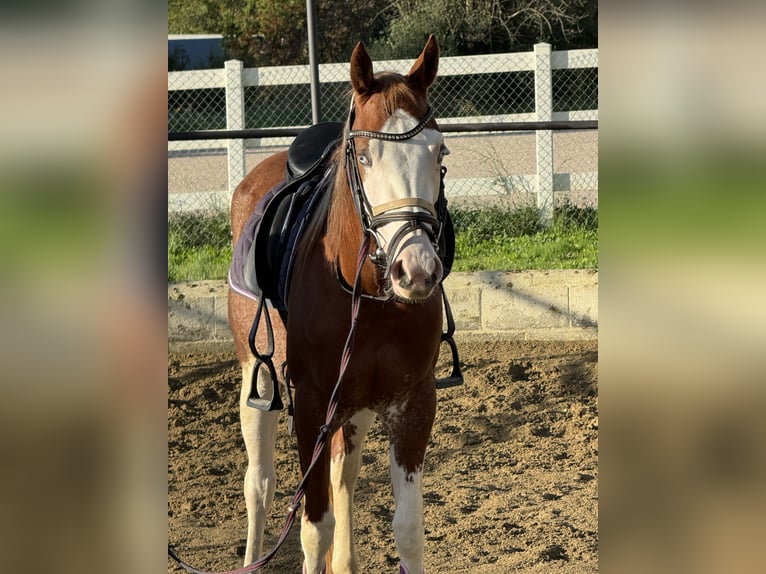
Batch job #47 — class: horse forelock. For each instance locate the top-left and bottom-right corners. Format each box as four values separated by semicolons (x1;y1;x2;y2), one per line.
355;72;429;128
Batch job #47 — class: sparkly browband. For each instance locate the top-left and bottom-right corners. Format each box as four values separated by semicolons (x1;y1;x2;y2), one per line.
347;106;434;141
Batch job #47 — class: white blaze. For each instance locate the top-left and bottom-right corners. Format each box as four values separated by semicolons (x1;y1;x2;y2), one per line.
357;109;446;298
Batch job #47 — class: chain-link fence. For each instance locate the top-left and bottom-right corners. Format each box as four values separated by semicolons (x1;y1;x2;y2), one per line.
168;44;597;279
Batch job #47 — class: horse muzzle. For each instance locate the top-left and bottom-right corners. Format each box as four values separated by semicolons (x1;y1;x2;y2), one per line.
389;245;443;301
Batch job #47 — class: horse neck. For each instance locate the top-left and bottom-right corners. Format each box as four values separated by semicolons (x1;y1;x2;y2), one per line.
323;164;382;295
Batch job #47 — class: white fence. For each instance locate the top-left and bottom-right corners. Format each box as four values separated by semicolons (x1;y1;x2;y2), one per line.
168;43;598;222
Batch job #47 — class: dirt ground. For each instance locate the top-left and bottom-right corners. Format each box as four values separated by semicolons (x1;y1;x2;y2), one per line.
168;337;598;573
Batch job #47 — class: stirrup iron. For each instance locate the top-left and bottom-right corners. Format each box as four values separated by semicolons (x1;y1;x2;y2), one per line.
435;288;464;389
246;297;284;411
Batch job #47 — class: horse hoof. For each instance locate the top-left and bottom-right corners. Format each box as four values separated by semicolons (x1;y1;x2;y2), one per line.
399;565;425;574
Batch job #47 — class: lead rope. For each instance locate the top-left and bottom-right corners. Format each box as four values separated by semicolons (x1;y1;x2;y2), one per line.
168;234;372;574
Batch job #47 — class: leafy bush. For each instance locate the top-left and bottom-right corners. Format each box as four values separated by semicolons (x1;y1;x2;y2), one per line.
554;200;598;231
168;210;231;251
450;205;543;241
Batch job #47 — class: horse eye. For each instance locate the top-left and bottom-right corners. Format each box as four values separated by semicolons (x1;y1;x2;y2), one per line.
358;154;372;167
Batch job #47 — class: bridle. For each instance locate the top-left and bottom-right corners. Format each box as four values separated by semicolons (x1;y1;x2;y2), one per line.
344;102;449;286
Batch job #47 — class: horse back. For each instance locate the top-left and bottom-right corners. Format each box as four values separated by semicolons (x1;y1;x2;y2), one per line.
231;150;289;246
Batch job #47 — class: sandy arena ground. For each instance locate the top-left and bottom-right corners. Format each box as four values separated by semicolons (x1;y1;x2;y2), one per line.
168;337;598;573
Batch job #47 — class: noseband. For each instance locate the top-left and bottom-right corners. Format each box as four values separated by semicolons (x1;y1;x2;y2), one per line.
344;104;448;285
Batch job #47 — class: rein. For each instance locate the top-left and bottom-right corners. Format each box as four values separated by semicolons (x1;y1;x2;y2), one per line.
168;234;373;574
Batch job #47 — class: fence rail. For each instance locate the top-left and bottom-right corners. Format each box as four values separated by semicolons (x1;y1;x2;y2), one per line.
168;43;597;240
167;47;597;96
168;120;598;142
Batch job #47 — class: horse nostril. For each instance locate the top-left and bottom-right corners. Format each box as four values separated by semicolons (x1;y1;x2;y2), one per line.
399;272;413;289
389;259;403;282
426;273;437;289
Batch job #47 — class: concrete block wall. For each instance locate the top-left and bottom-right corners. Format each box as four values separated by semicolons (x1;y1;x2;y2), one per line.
168;270;597;351
168;282;232;347
446;270;597;339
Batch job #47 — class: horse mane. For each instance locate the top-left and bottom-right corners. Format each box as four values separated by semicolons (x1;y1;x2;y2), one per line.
297;135;350;271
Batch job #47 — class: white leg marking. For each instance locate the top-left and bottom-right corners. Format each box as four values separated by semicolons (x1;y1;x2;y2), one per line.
239;359;280;565
390;447;425;574
301;509;335;574
331;410;375;574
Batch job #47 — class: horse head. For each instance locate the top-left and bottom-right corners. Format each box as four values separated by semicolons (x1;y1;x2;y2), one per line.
346;34;449;302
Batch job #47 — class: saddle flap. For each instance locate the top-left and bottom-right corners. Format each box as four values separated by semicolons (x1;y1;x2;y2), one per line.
253;176;329;309
253;184;300;304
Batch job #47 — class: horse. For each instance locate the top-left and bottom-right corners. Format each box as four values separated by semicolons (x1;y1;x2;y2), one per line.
227;35;449;574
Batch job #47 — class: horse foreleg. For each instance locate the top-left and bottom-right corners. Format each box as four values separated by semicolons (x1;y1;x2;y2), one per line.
386;390;436;574
328;409;375;574
239;359;280;566
301;507;334;574
297;410;335;574
390;455;426;574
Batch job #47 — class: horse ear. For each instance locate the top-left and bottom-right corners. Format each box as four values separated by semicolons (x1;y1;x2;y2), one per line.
407;34;439;92
350;41;375;96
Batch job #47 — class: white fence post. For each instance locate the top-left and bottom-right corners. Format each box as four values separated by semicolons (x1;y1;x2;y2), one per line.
534;43;554;225
225;59;246;198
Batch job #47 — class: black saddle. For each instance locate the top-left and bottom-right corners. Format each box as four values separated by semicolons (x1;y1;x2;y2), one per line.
243;122;344;314
285;122;344;182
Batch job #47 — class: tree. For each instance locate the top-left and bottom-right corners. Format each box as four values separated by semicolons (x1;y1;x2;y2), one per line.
168;0;595;66
168;0;262;66
316;0;394;63
168;0;221;35
219;0;263;67
246;0;392;65
169;0;392;66
371;0;595;58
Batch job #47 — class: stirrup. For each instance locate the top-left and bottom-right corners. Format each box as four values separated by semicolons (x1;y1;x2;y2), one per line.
436;336;463;389
246;297;284;411
247;358;284;411
435;287;464;389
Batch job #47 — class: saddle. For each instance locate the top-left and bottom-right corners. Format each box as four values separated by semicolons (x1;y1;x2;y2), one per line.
242;122;344;316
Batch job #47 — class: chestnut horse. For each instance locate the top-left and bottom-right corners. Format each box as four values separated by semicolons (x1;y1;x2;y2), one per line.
228;36;448;574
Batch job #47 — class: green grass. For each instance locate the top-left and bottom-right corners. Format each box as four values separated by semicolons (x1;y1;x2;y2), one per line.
167;203;597;282
168;242;232;282
168;210;232;282
453;225;598;271
450;202;598;271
